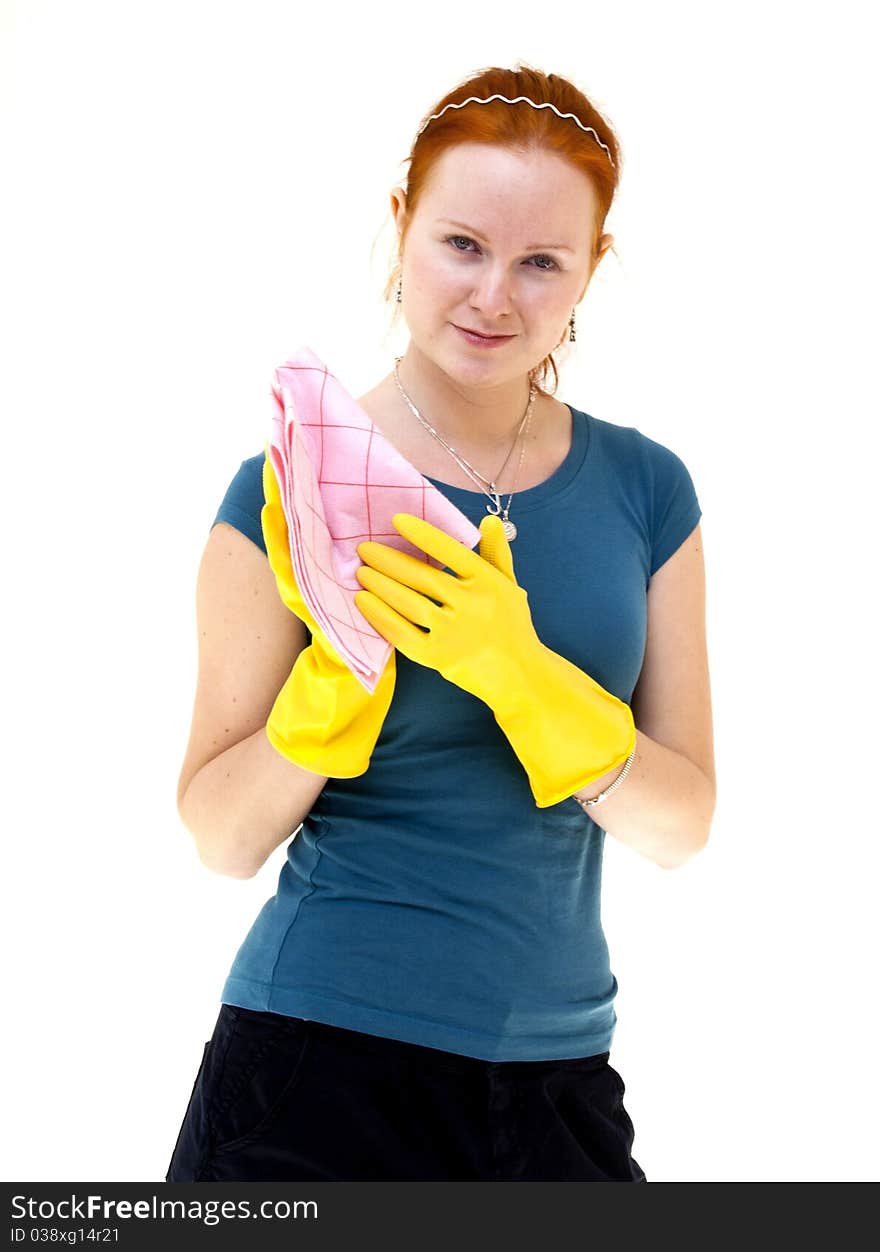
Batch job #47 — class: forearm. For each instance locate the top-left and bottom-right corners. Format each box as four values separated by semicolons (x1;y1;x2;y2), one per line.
574;729;715;870
178;727;328;879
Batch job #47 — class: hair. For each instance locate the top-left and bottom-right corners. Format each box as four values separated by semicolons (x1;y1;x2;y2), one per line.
384;62;623;396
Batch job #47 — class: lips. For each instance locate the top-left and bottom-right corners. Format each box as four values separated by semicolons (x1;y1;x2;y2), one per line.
455;325;514;340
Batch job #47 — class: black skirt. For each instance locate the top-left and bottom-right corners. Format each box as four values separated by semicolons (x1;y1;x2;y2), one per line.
165;1003;647;1183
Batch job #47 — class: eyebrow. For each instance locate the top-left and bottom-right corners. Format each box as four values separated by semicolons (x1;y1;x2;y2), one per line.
437;219;574;253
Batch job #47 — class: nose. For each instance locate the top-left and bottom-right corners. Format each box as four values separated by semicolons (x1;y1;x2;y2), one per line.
469;263;514;320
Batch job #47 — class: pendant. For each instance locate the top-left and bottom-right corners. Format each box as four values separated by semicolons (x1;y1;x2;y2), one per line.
485;499;517;542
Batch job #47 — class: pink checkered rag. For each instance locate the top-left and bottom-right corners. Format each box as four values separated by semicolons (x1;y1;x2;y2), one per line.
267;346;484;694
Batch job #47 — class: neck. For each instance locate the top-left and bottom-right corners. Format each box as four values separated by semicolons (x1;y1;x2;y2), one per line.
391;342;535;453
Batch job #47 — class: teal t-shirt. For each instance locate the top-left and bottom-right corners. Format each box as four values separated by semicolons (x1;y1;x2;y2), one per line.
210;404;702;1060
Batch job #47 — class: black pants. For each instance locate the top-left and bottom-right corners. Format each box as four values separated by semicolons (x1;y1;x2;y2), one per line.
165;1003;647;1182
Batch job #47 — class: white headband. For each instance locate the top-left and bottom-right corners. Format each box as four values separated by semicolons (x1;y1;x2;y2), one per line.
415;93;616;169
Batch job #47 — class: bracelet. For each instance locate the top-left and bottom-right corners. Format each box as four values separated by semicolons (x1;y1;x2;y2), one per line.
573;744;637;810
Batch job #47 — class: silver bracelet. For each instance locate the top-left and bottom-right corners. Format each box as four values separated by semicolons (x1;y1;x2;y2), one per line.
573;744;637;810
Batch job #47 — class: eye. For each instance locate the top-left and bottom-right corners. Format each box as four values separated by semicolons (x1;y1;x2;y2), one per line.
444;235;558;271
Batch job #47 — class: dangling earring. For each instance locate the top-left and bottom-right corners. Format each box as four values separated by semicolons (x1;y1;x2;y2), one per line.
569;308;576;342
396;278;402;304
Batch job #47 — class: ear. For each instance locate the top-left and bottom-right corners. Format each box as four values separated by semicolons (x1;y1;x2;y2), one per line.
390;186;407;238
594;233;615;272
580;233;616;299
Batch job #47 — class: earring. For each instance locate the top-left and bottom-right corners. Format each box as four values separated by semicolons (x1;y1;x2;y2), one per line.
569;309;576;342
396;278;402;304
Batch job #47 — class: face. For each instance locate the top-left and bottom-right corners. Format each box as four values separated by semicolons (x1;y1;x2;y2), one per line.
391;143;613;388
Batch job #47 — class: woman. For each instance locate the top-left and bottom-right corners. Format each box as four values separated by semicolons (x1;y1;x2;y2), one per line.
166;62;715;1183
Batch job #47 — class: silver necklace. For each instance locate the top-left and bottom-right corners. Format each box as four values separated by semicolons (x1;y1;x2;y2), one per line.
392;356;537;541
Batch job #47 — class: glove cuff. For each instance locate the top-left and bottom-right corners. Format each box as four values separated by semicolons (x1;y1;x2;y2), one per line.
492;643;636;808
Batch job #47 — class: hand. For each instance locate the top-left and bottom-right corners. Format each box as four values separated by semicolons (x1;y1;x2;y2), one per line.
354;512;634;806
353;511;537;705
261;448;396;778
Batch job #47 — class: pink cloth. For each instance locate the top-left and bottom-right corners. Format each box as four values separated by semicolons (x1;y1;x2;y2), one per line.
267;346;483;693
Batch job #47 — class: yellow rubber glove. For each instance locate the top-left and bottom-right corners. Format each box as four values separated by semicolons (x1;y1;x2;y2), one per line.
354;511;634;807
261;446;397;777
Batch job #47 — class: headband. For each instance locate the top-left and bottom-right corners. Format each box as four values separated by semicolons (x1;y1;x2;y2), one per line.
415;93;616;169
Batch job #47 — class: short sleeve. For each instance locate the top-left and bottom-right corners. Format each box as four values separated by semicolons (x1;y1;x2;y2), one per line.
210;452;267;555
647;439;702;577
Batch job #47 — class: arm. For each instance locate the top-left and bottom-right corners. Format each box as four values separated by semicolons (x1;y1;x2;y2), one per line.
353;512;715;868
575;523;716;870
176;522;328;879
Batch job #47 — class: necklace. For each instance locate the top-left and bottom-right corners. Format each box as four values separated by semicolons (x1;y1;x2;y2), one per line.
392;356;537;541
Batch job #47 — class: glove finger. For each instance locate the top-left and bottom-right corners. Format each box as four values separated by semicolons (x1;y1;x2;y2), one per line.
262;442;282;507
261;495;298;589
261;497;320;626
260;450;323;636
261;451;294;580
478;513;517;583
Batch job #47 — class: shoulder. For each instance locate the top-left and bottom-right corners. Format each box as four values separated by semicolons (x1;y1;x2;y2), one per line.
565;406;702;577
215;450;265;499
212;450;268;555
572;407;692;475
570;406;698;498
232;450;266;489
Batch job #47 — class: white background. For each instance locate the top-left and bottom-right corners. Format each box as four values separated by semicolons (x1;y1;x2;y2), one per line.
2;0;877;1183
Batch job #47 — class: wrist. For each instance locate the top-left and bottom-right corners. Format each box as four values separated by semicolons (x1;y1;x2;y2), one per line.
573;740;637;810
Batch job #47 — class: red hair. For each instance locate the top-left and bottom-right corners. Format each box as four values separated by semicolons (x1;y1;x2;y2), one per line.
386;62;623;395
